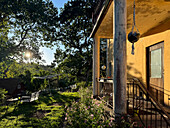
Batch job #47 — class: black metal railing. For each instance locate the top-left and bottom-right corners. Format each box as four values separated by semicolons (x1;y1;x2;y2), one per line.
149;84;170;106
127;78;170;128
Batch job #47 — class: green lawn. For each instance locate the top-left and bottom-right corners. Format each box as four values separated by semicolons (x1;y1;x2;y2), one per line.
0;90;80;128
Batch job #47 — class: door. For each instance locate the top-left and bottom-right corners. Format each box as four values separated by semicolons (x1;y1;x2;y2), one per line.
148;42;164;104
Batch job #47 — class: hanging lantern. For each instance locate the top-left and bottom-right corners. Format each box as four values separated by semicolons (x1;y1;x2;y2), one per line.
128;0;140;55
128;31;140;43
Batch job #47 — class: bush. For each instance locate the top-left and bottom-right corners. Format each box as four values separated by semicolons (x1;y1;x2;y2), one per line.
64;87;139;128
64;87;115;128
0;88;7;104
76;81;86;89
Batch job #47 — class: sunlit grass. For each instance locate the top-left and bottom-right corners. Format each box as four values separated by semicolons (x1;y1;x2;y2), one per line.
0;90;80;128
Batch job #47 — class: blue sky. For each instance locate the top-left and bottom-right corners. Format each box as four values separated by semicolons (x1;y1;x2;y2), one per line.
40;0;69;65
52;0;69;8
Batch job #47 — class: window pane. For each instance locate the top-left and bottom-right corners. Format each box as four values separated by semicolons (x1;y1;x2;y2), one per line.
100;38;107;77
151;48;162;78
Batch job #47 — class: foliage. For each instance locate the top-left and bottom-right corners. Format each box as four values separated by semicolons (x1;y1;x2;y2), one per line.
19;70;50;92
21;70;32;91
0;60;23;78
56;70;75;90
0;88;7;104
0;58;57;93
64;87;115;127
0;57;56;80
58;78;70;89
76;81;86;90
0;0;59;62
54;0;96;85
64;87;140;128
0;59;56;91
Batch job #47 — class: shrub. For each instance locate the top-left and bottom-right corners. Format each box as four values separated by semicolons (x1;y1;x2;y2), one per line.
0;88;7;104
76;81;86;89
64;87;115;128
64;87;139;128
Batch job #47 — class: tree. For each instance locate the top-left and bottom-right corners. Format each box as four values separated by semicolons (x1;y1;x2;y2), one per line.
54;0;96;85
20;69;53;92
0;0;59;62
0;60;24;78
0;59;55;80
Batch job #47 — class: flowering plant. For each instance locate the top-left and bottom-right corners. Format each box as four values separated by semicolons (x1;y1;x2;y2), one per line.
64;87;115;128
64;87;144;128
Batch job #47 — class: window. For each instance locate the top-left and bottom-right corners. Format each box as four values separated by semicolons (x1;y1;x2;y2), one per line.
100;38;113;78
100;38;107;77
151;48;162;78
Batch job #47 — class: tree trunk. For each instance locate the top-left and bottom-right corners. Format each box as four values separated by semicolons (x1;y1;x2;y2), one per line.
113;0;127;117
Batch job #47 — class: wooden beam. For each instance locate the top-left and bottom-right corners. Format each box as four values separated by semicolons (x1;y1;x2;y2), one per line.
93;36;100;96
113;0;127;116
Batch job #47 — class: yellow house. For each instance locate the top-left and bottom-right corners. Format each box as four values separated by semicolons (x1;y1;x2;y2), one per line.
91;0;170;126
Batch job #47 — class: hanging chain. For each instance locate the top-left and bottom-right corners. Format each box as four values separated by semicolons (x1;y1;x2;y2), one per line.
132;0;139;33
131;0;140;55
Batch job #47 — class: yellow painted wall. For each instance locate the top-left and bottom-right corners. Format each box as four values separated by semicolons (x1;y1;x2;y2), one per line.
127;30;170;105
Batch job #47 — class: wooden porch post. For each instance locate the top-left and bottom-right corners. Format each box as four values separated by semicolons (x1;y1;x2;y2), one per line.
113;0;127;116
93;36;100;97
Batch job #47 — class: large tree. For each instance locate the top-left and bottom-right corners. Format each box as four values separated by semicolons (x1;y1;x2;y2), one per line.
0;0;59;62
54;0;96;85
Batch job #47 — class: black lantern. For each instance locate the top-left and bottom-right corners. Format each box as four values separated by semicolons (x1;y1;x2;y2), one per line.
128;0;140;55
128;31;140;43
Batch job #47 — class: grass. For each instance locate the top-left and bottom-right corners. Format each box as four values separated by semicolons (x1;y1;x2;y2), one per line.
0;90;80;128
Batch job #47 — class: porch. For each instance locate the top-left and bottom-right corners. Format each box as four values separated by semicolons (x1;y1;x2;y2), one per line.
91;0;170;127
96;78;170;127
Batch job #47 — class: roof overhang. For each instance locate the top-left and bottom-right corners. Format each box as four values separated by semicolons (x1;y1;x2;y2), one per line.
90;0;170;38
33;74;59;79
90;0;113;38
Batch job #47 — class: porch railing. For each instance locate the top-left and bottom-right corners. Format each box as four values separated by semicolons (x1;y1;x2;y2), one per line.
127;78;170;128
98;78;113;106
149;84;170;106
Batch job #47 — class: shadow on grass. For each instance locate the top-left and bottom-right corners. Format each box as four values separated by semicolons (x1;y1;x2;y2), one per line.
38;90;80;106
0;102;37;120
0;90;79;128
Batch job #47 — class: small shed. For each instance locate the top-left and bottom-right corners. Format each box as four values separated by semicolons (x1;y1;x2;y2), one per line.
0;78;25;98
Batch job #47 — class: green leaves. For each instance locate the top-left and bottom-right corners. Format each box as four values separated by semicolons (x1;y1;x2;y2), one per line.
0;0;59;62
0;88;7;104
54;0;95;84
64;87;115;128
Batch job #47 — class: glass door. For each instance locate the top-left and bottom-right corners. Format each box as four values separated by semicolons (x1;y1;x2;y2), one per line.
149;42;164;104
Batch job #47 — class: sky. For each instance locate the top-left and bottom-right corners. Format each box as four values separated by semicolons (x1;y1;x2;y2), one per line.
39;0;69;65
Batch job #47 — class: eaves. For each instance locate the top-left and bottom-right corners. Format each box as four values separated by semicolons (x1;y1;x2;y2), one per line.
90;0;113;38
